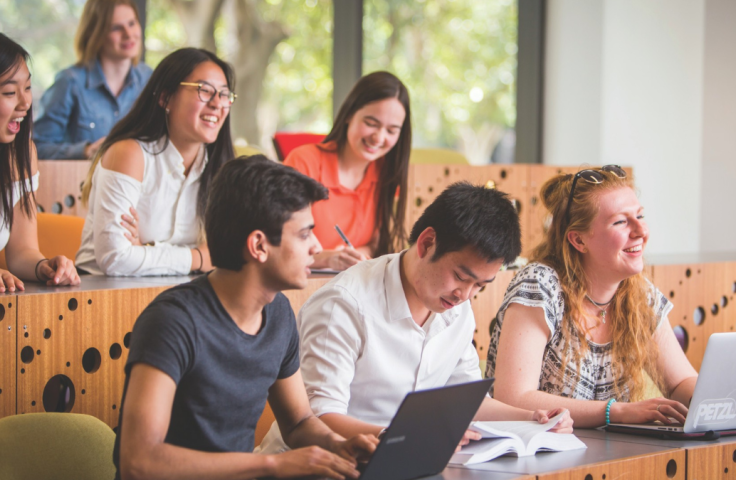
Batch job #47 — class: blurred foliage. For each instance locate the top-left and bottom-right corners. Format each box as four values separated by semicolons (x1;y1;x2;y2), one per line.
0;0;85;104
1;0;517;152
364;0;517;149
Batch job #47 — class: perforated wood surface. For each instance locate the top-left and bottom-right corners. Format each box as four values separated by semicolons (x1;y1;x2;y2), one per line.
15;287;168;427
650;262;736;371
469;270;515;361
0;298;15;418
36;160;91;217
537;448;686;480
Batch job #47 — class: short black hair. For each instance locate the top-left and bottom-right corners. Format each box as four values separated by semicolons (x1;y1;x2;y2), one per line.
408;182;521;264
206;155;328;271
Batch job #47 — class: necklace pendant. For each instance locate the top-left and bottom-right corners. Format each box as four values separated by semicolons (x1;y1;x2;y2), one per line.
599;310;606;323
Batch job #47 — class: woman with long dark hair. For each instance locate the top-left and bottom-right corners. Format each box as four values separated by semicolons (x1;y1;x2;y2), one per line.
284;71;411;271
76;48;235;276
34;0;152;160
0;33;79;289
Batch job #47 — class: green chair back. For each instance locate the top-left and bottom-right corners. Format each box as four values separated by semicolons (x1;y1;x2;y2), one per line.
0;413;116;480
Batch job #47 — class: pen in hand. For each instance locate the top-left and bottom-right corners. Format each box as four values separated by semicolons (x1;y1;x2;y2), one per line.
334;224;354;249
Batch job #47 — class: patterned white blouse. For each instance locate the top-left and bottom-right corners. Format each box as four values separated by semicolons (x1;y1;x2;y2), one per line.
485;262;672;401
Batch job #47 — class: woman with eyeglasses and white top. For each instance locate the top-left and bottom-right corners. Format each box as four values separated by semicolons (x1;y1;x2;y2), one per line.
485;166;698;427
75;48;236;276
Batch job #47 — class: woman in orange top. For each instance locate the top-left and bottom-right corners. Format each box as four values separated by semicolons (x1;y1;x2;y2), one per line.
285;71;411;270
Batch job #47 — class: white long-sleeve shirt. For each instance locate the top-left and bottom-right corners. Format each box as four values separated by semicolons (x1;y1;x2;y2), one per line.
76;138;205;276
258;252;481;453
0;172;39;251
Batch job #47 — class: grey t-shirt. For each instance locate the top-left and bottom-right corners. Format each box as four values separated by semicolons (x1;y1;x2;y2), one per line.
113;274;300;476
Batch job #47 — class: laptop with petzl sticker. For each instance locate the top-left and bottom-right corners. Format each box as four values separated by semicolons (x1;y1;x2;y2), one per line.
606;332;736;439
357;378;493;480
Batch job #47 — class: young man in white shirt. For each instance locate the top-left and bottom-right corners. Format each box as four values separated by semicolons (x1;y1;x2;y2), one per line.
260;182;573;453
114;156;377;480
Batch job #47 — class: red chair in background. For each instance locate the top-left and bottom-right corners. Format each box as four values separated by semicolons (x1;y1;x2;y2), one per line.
272;132;326;161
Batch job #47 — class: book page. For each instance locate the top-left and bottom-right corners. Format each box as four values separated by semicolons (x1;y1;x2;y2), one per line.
470;411;565;445
526;432;587;455
449;437;524;465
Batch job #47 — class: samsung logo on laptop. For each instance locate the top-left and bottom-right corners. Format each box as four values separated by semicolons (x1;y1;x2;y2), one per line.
385;435;406;445
693;398;736;429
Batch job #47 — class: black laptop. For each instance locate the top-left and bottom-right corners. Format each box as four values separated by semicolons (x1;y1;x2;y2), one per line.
358;378;494;480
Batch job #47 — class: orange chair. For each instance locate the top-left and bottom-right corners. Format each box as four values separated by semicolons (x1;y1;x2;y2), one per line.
255;402;276;447
272;132;326;161
0;213;85;270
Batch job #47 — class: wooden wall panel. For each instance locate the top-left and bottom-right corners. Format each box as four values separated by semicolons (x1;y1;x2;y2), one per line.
538;449;685;480
0;298;15;419
651;262;736;371
36;160;92;217
16;287;167;428
469;270;515;362
687;443;736;480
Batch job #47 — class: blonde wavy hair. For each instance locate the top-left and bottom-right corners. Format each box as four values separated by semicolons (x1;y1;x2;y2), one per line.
532;169;663;402
75;0;142;67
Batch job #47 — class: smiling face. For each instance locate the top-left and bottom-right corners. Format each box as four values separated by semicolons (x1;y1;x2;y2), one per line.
165;61;231;147
100;4;141;62
412;229;504;314
263;206;323;291
344;97;406;163
0;59;31;144
574;186;649;283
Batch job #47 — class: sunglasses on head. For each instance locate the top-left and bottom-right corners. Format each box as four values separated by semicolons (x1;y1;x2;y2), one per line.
564;165;627;224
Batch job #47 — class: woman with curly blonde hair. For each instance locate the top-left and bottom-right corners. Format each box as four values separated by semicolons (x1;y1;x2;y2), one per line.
485;166;697;427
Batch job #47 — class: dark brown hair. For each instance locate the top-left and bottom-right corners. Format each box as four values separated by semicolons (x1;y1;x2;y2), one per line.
321;71;411;255
0;33;35;228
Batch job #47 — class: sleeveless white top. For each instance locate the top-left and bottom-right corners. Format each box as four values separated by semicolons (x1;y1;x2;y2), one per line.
0;172;39;251
76;138;206;276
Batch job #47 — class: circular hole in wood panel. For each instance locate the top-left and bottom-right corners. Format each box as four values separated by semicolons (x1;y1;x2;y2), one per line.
31;401;36;406
500;169;507;179
110;343;122;360
87;299;92;305
20;346;34;364
66;361;70;367
20;368;25;374
511;199;522;214
59;315;63;321
36;349;41;355
712;304;719;316
415;197;423;208
732;448;736;462
51;202;63;214
112;404;117;410
722;296;728;308
63;194;75;208
531;196;538;206
472;339;476;348
602;475;606;480
43;328;51;339
36;204;44;213
444;167;450;177
666;458;677;477
693;307;706;326
0;304;4;321
82;389;86;395
23;332;28;338
124;332;132;349
685;268;692;278
43;374;75;412
68;298;78;311
673;326;689;353
82;348;101;373
733;281;736;293
669;291;675;299
584;475;593;480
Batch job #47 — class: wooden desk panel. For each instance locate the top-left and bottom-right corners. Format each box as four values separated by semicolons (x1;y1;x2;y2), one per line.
470;270;515;360
537;449;685;480
16;287;168;427
36;160;92;217
0;298;15;419
687;442;736;480
12;275;331;428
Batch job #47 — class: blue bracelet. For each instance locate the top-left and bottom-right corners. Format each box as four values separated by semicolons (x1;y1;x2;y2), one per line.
605;398;617;424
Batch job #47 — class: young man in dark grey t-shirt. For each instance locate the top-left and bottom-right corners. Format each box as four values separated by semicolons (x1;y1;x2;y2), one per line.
114;156;377;480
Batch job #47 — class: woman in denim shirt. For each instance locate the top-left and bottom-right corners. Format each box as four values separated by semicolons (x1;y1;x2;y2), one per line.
33;0;152;160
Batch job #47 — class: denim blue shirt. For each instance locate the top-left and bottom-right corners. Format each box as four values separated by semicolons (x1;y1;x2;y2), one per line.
33;59;152;159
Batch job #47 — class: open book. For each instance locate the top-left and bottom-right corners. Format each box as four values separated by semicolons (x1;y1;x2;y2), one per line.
449;412;587;465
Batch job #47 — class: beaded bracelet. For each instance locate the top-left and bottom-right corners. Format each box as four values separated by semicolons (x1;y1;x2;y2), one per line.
605;398;617;425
